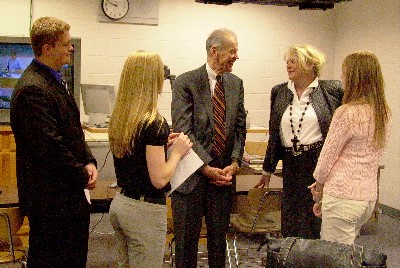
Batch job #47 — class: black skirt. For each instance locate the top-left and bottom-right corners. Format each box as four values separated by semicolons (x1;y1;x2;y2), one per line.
281;147;322;239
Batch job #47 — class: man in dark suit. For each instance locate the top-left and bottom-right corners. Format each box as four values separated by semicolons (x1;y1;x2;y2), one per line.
10;17;98;268
171;28;246;267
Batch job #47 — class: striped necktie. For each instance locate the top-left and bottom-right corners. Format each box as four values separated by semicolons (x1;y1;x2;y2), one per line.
212;75;226;157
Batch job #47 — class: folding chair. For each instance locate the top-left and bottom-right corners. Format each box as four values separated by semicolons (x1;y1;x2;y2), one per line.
0;211;27;267
228;188;282;267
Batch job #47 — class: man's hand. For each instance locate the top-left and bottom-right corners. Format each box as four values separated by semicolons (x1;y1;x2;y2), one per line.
85;163;98;190
201;165;232;186
223;163;239;177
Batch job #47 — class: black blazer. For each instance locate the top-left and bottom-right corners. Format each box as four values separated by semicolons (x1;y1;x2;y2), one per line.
10;60;96;218
262;80;343;173
171;64;247;194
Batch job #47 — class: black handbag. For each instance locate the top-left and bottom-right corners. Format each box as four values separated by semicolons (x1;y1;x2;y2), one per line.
258;237;387;268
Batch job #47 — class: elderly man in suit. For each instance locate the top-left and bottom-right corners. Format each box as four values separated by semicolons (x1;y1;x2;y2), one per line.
10;17;97;268
171;28;246;268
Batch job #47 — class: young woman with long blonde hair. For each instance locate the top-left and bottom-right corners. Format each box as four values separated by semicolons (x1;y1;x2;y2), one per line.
311;51;391;245
108;50;192;267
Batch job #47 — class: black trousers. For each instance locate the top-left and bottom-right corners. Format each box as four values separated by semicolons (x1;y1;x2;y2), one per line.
27;203;90;268
281;148;322;239
171;177;234;268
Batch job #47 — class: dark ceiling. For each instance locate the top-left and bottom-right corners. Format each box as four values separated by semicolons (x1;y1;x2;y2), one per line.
195;0;352;10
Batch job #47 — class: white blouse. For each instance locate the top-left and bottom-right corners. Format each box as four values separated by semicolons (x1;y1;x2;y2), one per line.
280;78;323;147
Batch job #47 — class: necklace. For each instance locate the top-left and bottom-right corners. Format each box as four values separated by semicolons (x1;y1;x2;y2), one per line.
289;95;310;153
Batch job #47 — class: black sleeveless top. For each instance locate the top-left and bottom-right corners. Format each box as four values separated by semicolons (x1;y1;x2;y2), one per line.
113;117;170;205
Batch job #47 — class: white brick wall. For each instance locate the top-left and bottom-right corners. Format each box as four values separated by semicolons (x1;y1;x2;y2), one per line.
333;0;400;210
1;0;399;209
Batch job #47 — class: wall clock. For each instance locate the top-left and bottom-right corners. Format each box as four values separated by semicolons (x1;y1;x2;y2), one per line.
102;0;129;20
98;0;160;25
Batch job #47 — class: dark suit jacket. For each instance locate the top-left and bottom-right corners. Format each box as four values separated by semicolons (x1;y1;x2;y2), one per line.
171;64;247;194
10;60;96;218
262;80;343;173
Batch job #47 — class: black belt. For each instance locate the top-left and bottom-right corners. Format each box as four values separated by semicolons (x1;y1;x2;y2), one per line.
120;189;165;205
284;140;323;156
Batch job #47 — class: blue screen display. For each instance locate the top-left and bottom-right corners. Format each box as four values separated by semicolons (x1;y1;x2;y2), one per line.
0;43;34;109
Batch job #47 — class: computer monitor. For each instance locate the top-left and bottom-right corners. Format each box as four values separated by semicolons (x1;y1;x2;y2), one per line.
81;84;116;127
0;36;81;123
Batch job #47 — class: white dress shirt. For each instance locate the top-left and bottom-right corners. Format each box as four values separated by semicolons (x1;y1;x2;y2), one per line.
206;63;218;96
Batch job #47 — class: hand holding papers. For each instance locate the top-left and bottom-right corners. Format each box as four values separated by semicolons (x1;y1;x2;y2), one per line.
167;147;203;196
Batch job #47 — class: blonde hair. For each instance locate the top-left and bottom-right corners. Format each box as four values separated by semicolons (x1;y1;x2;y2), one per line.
30;17;70;57
108;50;165;158
342;51;390;149
284;44;326;77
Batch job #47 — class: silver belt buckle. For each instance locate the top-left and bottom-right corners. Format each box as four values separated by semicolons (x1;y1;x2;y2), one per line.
292;146;302;156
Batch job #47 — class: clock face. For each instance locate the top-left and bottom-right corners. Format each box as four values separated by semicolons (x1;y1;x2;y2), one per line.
102;0;129;20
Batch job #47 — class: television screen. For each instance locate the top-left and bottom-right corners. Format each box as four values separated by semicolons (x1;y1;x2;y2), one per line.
0;43;34;109
0;36;81;123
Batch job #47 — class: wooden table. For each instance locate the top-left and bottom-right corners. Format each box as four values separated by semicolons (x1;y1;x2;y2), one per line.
0;179;118;207
236;174;282;192
82;124;108;133
246;126;268;134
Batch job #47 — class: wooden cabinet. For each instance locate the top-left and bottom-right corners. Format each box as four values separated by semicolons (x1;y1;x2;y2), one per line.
0;126;29;247
0;125;18;205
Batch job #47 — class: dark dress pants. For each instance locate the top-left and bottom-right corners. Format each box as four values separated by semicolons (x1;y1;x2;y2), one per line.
171;176;234;268
27;201;90;268
281;148;322;239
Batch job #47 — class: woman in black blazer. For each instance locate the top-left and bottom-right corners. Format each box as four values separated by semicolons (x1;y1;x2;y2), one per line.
256;44;343;239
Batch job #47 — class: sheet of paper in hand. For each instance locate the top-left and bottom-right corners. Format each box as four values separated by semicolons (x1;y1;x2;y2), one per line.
166;147;203;196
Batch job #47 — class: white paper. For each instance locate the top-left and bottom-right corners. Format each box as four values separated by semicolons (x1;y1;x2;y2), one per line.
166;147;204;196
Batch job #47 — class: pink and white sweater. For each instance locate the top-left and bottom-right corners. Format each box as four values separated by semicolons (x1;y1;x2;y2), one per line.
313;104;391;201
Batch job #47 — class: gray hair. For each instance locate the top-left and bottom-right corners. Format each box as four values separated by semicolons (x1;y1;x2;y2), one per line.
206;28;237;54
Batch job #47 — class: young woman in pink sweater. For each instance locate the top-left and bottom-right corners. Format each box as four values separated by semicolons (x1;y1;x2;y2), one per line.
310;51;391;245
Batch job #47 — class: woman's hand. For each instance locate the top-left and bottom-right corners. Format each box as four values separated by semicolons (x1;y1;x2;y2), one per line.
254;173;271;188
147;133;192;189
313;201;322;218
170;132;192;157
167;132;181;148
308;182;323;202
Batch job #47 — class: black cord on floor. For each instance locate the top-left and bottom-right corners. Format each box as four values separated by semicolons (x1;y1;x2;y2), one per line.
89;213;105;234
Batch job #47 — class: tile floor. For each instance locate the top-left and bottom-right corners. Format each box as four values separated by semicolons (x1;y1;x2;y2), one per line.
87;212;400;267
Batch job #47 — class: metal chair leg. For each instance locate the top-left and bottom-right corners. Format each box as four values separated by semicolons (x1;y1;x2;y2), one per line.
226;238;232;268
168;237;175;267
226;233;239;268
233;233;240;267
